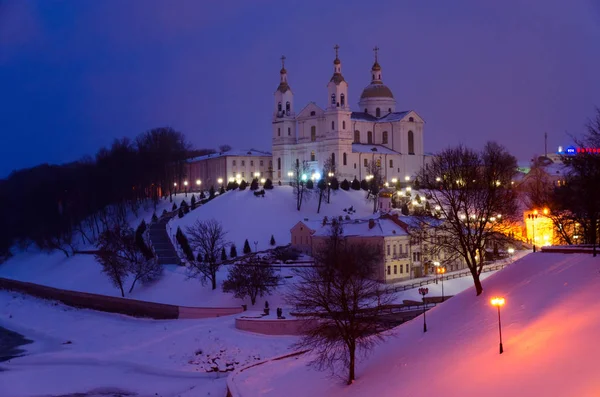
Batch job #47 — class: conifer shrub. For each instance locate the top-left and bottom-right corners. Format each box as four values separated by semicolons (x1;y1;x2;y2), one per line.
250;178;259;190
340;179;350;191
270;235;276;246
264;179;274;189
243;239;252;254
230;244;238;258
351;178;361;190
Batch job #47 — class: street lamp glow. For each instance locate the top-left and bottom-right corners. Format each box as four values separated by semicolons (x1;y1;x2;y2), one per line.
491;297;505;307
260;178;266;184
491;296;505;354
314;172;321;180
236;174;241;179
405;176;410;181
533;209;538;215
543;208;549;215
217;178;223;185
384;182;389;187
196;179;201;186
507;248;515;254
254;172;260;178
301;174;307;181
460;214;467;220
435;205;441;211
288;171;293;177
328;172;334;177
412;200;418;205
391;178;398;184
436;177;441;182
406;186;412;192
184;181;188;186
173;182;177;187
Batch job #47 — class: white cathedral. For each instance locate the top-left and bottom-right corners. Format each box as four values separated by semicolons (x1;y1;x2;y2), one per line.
272;46;428;184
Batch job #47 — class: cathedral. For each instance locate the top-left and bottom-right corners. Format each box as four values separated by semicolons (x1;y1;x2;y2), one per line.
272;46;427;184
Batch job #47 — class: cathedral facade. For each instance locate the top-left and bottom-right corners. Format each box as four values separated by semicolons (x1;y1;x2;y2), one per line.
272;46;428;184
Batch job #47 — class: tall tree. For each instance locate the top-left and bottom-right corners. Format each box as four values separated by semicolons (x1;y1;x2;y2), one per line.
291;160;311;211
222;254;281;305
186;219;229;290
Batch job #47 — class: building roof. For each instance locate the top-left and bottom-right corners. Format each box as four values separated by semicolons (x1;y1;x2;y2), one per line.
187;149;272;163
312;216;409;238
360;83;394;99
351;110;410;122
352;144;400;155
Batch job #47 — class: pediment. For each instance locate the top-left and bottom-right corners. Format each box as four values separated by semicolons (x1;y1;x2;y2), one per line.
297;102;325;120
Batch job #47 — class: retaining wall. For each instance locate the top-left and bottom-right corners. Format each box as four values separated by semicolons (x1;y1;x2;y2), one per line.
235;316;317;335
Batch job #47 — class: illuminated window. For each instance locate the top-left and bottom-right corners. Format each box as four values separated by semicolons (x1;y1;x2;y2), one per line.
311;151;315;161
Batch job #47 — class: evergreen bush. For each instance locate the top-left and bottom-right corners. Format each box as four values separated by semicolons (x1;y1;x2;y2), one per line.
340;179;350;191
172;203;177;211
190;194;196;209
306;180;314;189
243;239;252;254
351;178;361;190
270;235;276;246
250;178;259;190
151;212;158;222
360;179;369;191
330;177;339;190
230;244;238;258
264;179;274;189
175;227;194;261
239;180;248;191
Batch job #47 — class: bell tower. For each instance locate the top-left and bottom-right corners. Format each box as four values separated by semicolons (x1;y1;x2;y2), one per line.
272;55;296;183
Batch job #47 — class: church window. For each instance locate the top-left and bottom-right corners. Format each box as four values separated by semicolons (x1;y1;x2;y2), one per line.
409;117;414;122
376;108;381;118
286;101;290;112
389;159;393;168
260;160;263;166
242;172;245;178
310;111;316;116
378;74;381;80
343;152;347;166
354;130;360;143
311;126;316;142
278;102;282;111
367;131;373;144
278;127;280;136
342;120;346;130
388;108;392;113
340;93;345;106
311;151;315;161
372;74;375;80
331;93;336;105
408;130;415;155
364;108;368;114
288;127;291;136
250;160;254;166
241;160;245;166
232;160;236;166
354;163;356;169
269;160;272;166
331;121;335;130
382;131;388;144
364;158;368;167
277;158;281;170
394;265;397;275
376;159;381;167
296;158;299;167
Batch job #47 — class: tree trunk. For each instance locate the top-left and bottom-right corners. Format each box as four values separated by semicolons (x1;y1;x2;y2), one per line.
118;281;125;297
129;276;139;293
347;342;356;385
472;271;483;296
211;275;217;290
317;191;323;213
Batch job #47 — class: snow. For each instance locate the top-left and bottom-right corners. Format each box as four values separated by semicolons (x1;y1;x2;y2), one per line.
0;290;296;396
170;185;376;253
233;252;600;397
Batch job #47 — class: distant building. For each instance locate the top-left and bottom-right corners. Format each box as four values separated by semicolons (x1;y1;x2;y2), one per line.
272;46;429;185
185;149;272;190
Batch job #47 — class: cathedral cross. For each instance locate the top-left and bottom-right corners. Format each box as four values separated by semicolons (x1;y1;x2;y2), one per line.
280;55;286;69
334;44;340;59
373;46;379;62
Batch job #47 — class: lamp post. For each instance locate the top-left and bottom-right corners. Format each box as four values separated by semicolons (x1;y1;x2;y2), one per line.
528;210;538;252
491;297;505;354
433;261;440;284
217;178;223;187
437;266;446;301
288;171;294;185
507;248;514;263
183;180;188;197
419;287;429;332
196;179;201;192
173;182;177;196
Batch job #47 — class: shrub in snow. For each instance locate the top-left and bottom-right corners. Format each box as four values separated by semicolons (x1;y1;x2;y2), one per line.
270;246;300;262
178;207;184;218
351;178;361;190
190;194;196;209
221;247;227;261
401;203;409;216
330;177;339;190
340;179;350;191
176;226;195;262
220;185;226;195
151;212;158;222
227;181;238;191
222;256;281;305
253;189;265;197
135;220;154;260
209;186;216;199
162;209;167;216
200;190;206;199
278;180;282;186
360;179;369;191
230;244;238;258
270;235;276;246
181;200;189;214
322;216;328;225
306;180;314;189
264;179;274;189
250;178;259;190
172;203;177;211
243;239;252;254
239;180;248;191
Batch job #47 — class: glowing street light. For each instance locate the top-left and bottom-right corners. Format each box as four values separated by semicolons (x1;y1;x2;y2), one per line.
196;179;201;186
260;178;266;184
507;247;515;262
435;205;441;211
254;171;260;178
419;287;429;333
183;180;188;197
406;186;412;192
391;178;398;184
528;211;539;252
314;172;321;180
436;266;446;301
491;297;506;354
217;178;223;186
435;176;441;182
328;172;334;178
405;176;410;181
301;174;307;182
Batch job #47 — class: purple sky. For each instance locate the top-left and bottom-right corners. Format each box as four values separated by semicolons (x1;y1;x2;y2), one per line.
1;0;599;176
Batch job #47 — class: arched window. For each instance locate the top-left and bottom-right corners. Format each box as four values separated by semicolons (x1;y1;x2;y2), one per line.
331;153;335;166
376;108;381;118
277;158;281;170
331;121;335;130
378;74;381;79
278;127;280;137
354;130;360;143
382;131;388;144
311;151;315;161
286;101;290;112
372;74;375;80
388;108;392;113
331;93;336;105
342;120;346;130
288;127;291;136
278;102;282;111
311;126;316;142
376;159;381;167
408;130;415;155
367;131;373;144
310;111;316;116
340;93;345;106
409;117;414;122
389;159;393;168
343;152;347;166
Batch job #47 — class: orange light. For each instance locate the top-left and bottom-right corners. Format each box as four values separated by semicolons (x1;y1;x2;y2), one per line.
543;208;549;215
533;209;538;215
491;297;505;307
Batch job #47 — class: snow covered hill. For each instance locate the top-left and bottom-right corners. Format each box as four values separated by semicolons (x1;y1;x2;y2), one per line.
233;252;600;397
170;185;375;253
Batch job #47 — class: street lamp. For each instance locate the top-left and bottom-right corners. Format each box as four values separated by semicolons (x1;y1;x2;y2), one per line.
217;178;223;186
254;171;260;179
405;176;410;182
173;182;177;195
433;261;440;284
507;247;514;262
528;211;538;252
491;297;506;354
183;180;188;197
436;266;446;301
196;179;201;191
419;287;429;332
260;178;266;184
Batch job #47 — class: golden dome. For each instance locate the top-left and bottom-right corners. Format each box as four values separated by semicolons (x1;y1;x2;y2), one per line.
360;83;394;99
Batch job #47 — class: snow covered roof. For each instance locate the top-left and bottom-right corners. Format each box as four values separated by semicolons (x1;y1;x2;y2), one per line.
187;149;272;163
351;111;410;122
313;216;408;238
352;144;399;155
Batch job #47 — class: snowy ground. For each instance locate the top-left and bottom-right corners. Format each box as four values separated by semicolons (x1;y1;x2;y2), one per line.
233;252;600;397
0;290;296;396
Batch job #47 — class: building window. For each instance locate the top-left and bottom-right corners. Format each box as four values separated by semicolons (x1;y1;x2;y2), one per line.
260;160;263;166
242;172;245;178
387;266;391;275
376;108;381;118
354;130;360;143
382;131;388;144
340;93;345;106
394;265;397;274
286;101;290;112
331;93;336;105
278;127;280;137
296;158;299;167
343;152;347;166
376;159;381;167
232;160;236;166
364;108;368;114
342;120;346;130
387;245;390;255
408;130;415;154
406;264;409;273
393;245;397;255
278;102;282;111
311;126;316;142
310;111;316;116
409;117;414;122
331;121;335;130
269;160;272;166
288;127;291;136
241;160;245;166
354;163;356;169
367;131;373;144
389;159;393;168
388;108;392;113
364;158;368;167
311;151;315;161
277;158;281;170
250;160;254;166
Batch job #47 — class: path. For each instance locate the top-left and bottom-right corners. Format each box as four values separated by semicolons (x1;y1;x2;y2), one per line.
148;212;181;265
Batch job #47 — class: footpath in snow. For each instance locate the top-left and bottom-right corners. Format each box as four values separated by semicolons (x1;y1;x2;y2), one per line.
233;252;600;397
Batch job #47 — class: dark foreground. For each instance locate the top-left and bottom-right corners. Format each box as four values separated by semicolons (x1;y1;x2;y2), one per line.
0;326;33;363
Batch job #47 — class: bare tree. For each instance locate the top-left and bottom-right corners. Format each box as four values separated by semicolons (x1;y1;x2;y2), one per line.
291;160;311;211
323;157;337;204
219;144;232;153
186;219;229;290
95;226;129;297
366;160;383;213
286;222;395;385
412;142;519;296
222;254;281;305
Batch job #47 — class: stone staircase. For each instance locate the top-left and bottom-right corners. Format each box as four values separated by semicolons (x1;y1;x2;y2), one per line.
149;214;181;265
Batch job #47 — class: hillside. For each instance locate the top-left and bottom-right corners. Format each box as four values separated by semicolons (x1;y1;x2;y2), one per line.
234;252;600;397
170;185;375;252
